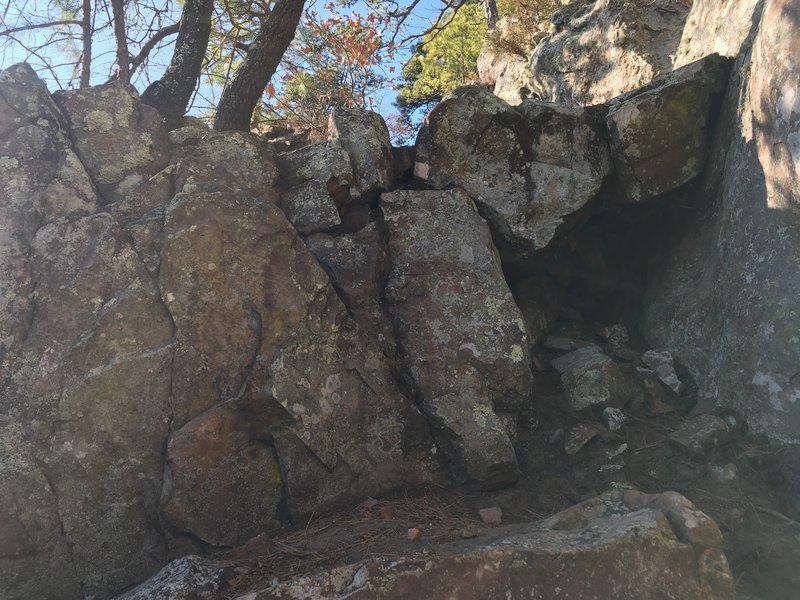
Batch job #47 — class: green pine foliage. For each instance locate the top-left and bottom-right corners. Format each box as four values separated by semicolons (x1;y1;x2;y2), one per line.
394;2;486;128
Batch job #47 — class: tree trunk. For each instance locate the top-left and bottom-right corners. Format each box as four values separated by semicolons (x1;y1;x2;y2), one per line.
140;0;213;129
110;0;130;82
213;0;306;132
80;0;92;88
483;0;498;30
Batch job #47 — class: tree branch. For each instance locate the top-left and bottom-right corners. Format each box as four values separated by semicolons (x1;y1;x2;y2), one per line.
129;21;180;74
0;19;82;37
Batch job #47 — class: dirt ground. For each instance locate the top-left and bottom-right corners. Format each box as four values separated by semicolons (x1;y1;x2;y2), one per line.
216;328;800;600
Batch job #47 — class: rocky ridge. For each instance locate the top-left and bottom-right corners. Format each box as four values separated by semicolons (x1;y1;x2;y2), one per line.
2;0;799;598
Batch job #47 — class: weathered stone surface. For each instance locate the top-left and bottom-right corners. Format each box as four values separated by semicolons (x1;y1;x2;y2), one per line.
675;0;763;68
159;183;438;533
0;65;172;599
305;223;395;358
53;81;170;204
543;336;578;352
641;0;800;444
0;422;81;600
172;130;277;201
275;142;351;234
328;107;393;201
477;15;544;106
114;556;226;600
162;405;284;547
623;490;726;550
528;0;691;106
392;145;415;187
564;423;599;455
110;165;175;277
605;54;732;203
2;214;174;598
669;415;731;458
1;66;443;598
551;346;635;411
382;189;533;485
415;86;610;255
0;63;97;358
248;491;734;600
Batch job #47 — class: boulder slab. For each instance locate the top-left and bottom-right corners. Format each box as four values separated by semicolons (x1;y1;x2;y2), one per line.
246;491;734;600
382;189;533;485
605;54;733;203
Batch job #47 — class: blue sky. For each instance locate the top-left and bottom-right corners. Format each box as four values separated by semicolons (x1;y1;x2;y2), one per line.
0;0;446;119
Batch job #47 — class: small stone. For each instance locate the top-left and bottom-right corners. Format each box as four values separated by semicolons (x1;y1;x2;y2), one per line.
597;324;630;348
599;464;623;473
602;407;627;431
606;443;628;459
478;506;503;526
564;424;599;456
544;336;577;351
642;350;684;394
708;463;737;483
669;414;731;458
407;527;421;541
461;525;480;539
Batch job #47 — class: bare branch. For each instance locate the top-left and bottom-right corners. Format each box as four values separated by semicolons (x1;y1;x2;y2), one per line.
0;19;82;37
129;21;180;74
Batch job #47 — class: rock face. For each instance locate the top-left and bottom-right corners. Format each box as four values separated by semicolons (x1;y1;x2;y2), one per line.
605;54;732;202
641;0;800;443
6;0;800;591
476;15;544;106
675;0;763;68
247;491;734;600
414;86;610;256
0;65;439;599
0;64;170;598
527;0;691;106
383;189;533;485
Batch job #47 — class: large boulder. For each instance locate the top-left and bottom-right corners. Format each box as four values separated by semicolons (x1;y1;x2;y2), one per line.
53;81;170;204
274;142;349;234
328;107;394;201
382;189;533;486
641;0;800;443
605;54;733;203
246;491;734;600
527;0;691;106
414;86;610;256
